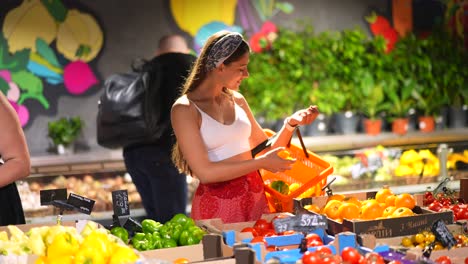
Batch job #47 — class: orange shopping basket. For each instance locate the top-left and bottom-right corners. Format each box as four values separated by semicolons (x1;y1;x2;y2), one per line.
257;128;333;213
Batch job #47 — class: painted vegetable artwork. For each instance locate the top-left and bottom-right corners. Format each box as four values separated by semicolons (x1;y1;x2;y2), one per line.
0;0;103;127
169;0;294;54
365;12;399;53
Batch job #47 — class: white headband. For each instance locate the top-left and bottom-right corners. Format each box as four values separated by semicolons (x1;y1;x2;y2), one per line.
205;32;243;71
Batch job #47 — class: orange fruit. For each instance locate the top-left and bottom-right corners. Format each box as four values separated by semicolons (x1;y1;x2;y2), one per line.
324;200;342;220
327;194;346;202
173;258;190;264
395;193;416;210
278;150;294;160
304;204;321;214
342;197;362;207
391;207;414;218
360;201;384;220
338;202;360;220
385;194;396;207
375;187;394;204
382;206;397;217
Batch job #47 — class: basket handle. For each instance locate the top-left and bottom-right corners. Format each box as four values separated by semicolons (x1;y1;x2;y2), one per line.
292;128;309;158
251;127;309;158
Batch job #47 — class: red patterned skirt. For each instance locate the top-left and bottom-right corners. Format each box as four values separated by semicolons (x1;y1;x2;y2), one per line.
190;171;269;223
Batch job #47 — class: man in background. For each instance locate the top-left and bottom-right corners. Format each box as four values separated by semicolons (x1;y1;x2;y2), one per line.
123;34;196;223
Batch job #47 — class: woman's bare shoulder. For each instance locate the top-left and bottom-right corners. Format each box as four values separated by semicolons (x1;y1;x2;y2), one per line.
231;90;247;105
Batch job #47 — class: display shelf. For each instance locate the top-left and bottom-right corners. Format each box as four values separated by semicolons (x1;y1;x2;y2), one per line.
295;128;468;154
336;178;461;195
28;128;468;176
30;149;125;177
25;208;146;225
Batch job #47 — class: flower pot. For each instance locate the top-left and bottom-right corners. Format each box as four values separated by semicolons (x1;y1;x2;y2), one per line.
333;111;360;135
56;144;74;155
305;113;329;136
448;105;467;128
391;118;409;135
418;116;435;133
363;118;382;136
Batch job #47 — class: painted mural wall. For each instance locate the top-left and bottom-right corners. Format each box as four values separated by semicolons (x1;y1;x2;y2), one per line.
0;0;390;155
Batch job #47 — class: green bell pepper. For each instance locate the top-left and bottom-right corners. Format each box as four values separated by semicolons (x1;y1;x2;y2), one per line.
110;226;129;243
178;225;206;246
141;219;162;234
131;232;151;251
161;237;178;248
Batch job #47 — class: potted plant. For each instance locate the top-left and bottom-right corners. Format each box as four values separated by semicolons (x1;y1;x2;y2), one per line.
306;79;344;136
383;78;416;135
358;70;390;135
242;25;314;126
425;28;468;128
411;84;448;133
48;116;84;155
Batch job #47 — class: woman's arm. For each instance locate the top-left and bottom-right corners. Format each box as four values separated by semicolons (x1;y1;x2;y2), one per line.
171;97;294;184
0;94;31;187
235;92;318;153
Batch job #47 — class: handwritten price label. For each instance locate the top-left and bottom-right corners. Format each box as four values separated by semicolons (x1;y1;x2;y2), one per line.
112;190;130;216
273;213;327;233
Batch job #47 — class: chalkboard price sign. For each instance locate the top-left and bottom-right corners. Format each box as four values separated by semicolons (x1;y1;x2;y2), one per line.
112;190;130;216
67;193;95;215
273;213;327;234
40;188;67;205
431;219;457;249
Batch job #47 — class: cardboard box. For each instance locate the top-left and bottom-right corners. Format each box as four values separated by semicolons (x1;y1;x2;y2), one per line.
195;213;293;246
141;234;259;264
361;224;467;264
294;193;453;238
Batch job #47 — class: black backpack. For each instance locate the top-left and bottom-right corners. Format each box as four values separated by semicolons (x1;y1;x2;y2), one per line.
97;62;157;149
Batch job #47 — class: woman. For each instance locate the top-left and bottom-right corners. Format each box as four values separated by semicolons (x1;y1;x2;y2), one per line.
171;31;318;223
0;92;30;225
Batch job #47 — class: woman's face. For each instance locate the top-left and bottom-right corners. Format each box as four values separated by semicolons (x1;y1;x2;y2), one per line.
221;52;250;91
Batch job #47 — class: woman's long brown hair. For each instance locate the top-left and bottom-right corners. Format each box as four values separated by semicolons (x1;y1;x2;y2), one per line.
171;31;250;175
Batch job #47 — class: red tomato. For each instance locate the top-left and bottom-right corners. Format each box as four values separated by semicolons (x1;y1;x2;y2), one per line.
305;233;323;247
240;227;259;237
435;256;452;264
429;201;443;212
464;256;468;264
302;251;320;264
364;252;385;264
456;208;468;220
315;246;332;255
254;219;273;231
341;247;362;264
250;236;267;245
321;255;341;264
262;229;277;237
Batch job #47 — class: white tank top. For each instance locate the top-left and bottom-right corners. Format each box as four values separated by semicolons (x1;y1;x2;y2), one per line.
191;100;251;162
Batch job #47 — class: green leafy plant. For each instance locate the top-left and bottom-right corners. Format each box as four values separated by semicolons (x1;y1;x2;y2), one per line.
48;116;83;147
357;70;390;120
242;22;317;121
383;78;416;121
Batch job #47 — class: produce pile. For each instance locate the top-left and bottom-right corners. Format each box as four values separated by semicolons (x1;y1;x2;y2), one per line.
0;221;139;264
305;187;417;222
321;147;468;190
111;213;206;251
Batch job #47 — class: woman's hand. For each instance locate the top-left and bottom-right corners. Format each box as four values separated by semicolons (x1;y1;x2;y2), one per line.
258;147;296;173
286;105;319;127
